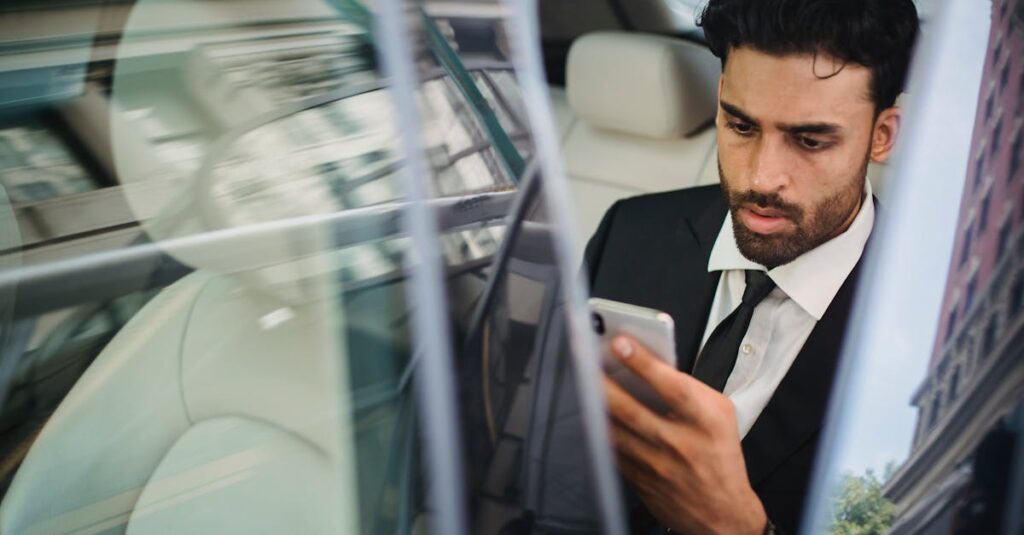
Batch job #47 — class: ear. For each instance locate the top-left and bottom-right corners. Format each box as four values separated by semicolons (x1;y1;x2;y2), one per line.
870;107;902;163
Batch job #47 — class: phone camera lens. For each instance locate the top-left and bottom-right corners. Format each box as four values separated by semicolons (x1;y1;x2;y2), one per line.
591;312;605;335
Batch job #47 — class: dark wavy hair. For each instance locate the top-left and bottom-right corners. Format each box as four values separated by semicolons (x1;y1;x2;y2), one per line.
697;0;919;112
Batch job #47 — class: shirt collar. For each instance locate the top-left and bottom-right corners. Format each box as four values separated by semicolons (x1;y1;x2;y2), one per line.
707;180;875;320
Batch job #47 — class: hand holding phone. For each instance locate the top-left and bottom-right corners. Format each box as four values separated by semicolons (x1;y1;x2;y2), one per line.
588;298;677;413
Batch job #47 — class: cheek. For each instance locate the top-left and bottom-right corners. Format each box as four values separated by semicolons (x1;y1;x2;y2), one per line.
791;145;860;189
800;161;864;220
716;138;749;185
805;148;867;195
780;155;841;221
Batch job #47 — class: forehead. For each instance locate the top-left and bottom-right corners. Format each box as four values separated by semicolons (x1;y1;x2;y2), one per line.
721;46;875;125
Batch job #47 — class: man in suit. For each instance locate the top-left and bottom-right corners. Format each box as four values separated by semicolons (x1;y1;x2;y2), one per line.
583;1;920;533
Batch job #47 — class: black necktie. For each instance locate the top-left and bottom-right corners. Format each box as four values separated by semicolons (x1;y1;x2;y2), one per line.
692;270;776;392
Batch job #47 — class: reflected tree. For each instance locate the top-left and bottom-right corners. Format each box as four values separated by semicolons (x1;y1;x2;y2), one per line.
831;463;897;535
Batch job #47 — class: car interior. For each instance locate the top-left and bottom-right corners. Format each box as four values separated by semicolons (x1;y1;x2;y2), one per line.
0;0;1011;534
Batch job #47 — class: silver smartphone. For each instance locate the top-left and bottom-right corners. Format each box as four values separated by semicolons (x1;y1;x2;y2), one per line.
588;298;677;413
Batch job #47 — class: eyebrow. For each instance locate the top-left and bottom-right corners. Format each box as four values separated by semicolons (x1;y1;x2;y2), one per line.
720;100;843;135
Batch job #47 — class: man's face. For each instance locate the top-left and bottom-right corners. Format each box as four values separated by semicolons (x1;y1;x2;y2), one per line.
716;46;892;268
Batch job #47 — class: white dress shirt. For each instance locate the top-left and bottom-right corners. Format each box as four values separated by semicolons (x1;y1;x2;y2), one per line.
702;181;875;438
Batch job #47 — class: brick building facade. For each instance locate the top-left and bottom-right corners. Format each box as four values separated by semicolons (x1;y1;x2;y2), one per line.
885;0;1024;532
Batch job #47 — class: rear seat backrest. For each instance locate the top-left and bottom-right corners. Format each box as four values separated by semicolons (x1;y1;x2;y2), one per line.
553;31;722;246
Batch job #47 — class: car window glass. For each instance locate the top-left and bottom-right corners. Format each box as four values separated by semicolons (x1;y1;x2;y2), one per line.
375;2;625;532
0;0;624;533
805;1;1024;534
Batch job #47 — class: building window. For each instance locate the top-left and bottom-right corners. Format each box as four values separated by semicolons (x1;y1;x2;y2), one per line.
979;194;991;232
913;412;926;446
1011;130;1023;181
946;308;958;343
992;118;1005;155
1012;276;1024;316
960;224;974;267
981;318;998;358
928;394;942;430
998;220;1012;259
1019;68;1024;112
975;154;986;188
985;92;995;121
966;275;978;312
1000;61;1011;93
948;366;961;403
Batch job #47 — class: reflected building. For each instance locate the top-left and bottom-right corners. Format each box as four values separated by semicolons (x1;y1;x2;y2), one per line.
0;0;524;506
884;0;1024;532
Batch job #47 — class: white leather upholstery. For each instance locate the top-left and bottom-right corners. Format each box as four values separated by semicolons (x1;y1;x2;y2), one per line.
563;118;719;248
127;417;342;535
0;273;359;534
566;32;720;139
556;32;722;247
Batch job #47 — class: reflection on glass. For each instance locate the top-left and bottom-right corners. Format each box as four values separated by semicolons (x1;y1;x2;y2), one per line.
0;119;98;204
883;2;1024;533
809;1;1024;534
374;1;621;532
0;0;616;533
462;213;607;533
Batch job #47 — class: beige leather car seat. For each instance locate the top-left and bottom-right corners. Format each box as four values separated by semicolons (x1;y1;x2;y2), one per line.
550;31;722;246
0;264;360;534
0;2;365;527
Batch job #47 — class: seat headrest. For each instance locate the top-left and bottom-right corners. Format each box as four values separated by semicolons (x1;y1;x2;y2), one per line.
566;32;720;139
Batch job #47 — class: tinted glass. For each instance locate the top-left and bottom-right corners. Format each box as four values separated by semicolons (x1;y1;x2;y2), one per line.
375;1;624;532
805;1;1024;534
0;0;623;533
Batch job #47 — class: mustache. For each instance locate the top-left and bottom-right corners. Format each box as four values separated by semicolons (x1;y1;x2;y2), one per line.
727;190;803;220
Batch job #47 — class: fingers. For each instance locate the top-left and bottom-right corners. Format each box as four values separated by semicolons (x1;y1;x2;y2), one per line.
609;419;661;463
610;335;708;417
603;375;666;442
613;443;658;491
606;404;663;489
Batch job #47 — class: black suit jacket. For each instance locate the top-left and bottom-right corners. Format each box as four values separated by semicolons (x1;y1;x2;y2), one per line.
583;185;864;534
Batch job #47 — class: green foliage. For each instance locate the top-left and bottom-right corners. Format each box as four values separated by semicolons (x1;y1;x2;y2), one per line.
830;462;898;535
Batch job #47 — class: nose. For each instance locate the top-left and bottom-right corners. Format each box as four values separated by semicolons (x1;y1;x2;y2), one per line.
749;136;790;194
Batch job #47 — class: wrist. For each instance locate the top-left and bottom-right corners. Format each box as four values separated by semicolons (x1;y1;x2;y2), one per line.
741;494;769;535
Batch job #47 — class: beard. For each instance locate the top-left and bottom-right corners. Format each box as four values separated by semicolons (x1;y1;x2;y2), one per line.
718;158;867;269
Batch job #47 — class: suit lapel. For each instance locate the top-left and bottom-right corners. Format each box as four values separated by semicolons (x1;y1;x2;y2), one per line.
741;260;863;486
669;193;726;372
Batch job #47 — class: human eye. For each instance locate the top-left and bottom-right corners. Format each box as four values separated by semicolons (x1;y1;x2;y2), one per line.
726;119;756;136
795;135;832;151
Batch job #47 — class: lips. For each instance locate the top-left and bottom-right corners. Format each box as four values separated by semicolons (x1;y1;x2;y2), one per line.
738;205;792;235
